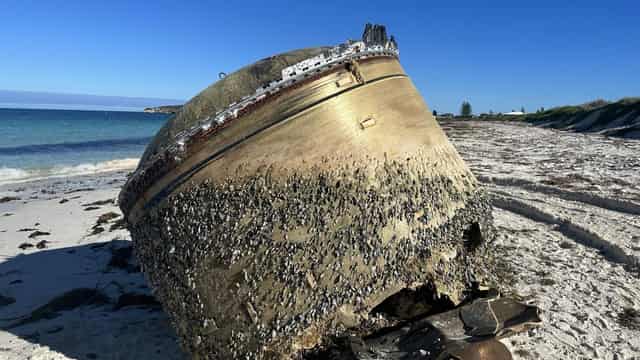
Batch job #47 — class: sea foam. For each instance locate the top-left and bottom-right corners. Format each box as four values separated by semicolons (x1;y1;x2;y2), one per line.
0;158;139;185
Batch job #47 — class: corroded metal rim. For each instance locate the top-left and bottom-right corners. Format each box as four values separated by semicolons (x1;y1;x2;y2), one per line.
121;56;406;221
145;74;408;211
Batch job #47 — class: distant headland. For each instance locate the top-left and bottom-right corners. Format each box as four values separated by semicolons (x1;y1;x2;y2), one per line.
143;105;183;114
0;89;184;112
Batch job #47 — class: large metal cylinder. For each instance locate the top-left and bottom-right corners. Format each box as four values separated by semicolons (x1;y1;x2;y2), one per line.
120;33;496;359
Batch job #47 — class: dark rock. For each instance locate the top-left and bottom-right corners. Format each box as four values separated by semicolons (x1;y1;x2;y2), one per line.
3;213;14;217
0;196;19;203
59;198;69;204
84;206;100;211
17;228;37;232
9;280;23;285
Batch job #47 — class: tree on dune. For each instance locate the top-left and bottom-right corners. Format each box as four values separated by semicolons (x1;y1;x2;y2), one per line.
460;101;472;117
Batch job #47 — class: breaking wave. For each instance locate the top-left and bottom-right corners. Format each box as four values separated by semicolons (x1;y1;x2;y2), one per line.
0;158;139;185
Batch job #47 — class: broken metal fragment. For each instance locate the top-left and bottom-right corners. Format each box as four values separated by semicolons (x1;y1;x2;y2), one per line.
305;296;541;359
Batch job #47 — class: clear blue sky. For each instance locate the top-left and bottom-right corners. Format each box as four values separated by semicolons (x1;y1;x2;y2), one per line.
2;0;638;113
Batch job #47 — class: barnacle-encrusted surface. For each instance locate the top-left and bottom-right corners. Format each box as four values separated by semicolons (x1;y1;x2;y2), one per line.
130;157;496;359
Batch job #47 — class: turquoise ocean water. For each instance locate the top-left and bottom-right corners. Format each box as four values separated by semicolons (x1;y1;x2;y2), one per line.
0;108;168;184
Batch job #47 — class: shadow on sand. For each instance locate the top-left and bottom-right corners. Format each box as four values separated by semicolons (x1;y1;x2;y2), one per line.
0;239;185;360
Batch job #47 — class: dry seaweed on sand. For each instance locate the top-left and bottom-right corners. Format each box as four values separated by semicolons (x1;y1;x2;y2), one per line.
28;230;50;238
95;212;119;225
83;199;115;207
109;218;127;231
18;243;34;250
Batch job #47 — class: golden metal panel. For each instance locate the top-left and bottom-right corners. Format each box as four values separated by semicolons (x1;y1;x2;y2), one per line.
129;57;464;221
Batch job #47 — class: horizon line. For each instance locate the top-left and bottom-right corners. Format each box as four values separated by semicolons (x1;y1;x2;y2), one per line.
0;103;174;113
1;88;185;103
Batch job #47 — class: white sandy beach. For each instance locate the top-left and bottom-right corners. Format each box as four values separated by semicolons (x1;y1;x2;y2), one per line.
0;121;638;359
443;121;640;359
0;170;185;360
